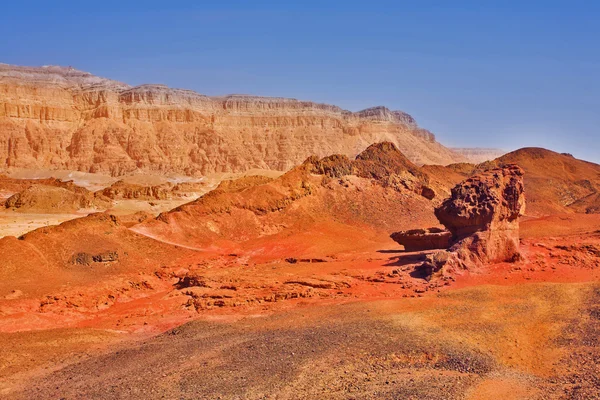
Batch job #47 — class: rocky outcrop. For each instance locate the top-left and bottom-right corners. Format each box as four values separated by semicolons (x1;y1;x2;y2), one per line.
0;64;466;176
5;184;112;213
99;181;171;200
306;142;437;199
394;165;526;278
427;165;526;275
435;165;525;240
136;142;442;248
390;228;452;252
70;250;119;266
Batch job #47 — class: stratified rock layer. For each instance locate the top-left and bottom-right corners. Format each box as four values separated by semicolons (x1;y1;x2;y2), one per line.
0;64;465;176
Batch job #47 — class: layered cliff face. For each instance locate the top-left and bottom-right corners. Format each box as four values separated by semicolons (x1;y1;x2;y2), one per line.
0;64;465;176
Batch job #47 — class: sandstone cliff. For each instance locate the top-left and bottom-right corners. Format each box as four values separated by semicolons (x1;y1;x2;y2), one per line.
0;64;465;176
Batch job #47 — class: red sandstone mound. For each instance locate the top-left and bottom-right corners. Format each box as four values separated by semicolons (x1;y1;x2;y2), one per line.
308;142;437;199
0;175;91;203
133;142;443;248
421;148;600;217
481;148;600;216
0;212;194;296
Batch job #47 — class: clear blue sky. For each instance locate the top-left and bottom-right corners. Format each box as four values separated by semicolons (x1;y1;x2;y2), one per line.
1;1;599;162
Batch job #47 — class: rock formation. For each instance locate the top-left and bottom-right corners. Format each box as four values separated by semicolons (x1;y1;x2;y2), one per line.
133;142;442;248
392;165;526;277
435;164;526;266
389;228;452;252
3;177;112;213
307;142;437;199
0;64;466;176
99;181;171;201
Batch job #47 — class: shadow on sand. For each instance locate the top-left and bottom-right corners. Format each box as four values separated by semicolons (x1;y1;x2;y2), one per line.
380;251;431;280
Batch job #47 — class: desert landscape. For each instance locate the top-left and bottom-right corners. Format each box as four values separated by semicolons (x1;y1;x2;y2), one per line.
1;6;600;397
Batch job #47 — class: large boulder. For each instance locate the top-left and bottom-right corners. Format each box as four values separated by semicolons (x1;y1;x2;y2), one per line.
390;228;452;252
392;165;526;278
435;164;525;240
430;164;526;274
5;184;112;213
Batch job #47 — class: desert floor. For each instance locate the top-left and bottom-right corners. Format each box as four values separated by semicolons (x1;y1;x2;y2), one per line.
0;210;598;399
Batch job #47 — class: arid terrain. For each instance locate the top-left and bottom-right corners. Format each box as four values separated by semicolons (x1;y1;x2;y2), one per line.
0;64;599;399
0;134;598;398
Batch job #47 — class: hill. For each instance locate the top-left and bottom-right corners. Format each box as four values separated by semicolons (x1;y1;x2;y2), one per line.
485;148;600;216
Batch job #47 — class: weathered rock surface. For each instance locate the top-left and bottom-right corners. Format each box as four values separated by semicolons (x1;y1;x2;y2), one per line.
306;142;437;199
390;228;452;252
0;64;466;176
135;142;442;248
398;165;526;277
99;180;171;200
435;165;525;240
428;164;526;274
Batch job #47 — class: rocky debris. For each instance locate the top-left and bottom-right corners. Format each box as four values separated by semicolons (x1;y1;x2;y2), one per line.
171;181;209;196
174;274;210;289
306;142;437;199
0;63;465;177
551;244;600;269
555;244;600;258
390;228;452;252
115;211;154;227
285;258;328;264
284;279;335;289
181;287;320;311
413;165;526;278
98;180;171;200
215;175;274;192
70;251;119;266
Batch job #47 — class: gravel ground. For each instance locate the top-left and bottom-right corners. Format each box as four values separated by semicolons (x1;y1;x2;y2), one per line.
9;284;600;400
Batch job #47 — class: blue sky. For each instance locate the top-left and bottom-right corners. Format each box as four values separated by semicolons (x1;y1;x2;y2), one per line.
1;1;599;162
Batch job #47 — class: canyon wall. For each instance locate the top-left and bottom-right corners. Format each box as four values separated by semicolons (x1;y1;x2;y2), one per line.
0;64;466;176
